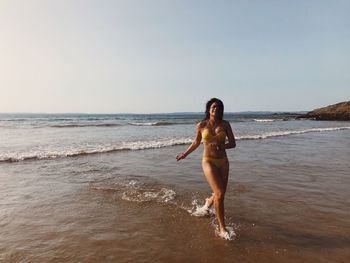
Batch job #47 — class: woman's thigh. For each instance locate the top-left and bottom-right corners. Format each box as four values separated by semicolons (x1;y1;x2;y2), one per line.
202;160;225;194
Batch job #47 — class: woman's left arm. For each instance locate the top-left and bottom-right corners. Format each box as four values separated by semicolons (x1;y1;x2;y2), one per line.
223;120;236;149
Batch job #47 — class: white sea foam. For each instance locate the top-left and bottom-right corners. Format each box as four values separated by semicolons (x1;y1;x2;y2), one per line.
211;220;237;241
91;178;176;204
50;123;121;128
188;199;215;217
121;188;176;203
0;138;193;162
253;119;275;122
129;122;159;126
215;226;236;241
119;138;192;151
128;121;175;126
236;126;350;140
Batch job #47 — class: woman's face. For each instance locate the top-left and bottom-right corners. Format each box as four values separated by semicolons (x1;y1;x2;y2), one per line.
209;102;219;118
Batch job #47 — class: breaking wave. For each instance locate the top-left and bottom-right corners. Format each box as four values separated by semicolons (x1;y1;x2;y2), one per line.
128;121;178;126
1;127;349;163
0;138;193;163
50;123;122;128
235;127;350;140
253;119;275;122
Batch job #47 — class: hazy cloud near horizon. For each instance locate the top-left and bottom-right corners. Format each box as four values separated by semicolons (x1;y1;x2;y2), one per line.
0;0;349;113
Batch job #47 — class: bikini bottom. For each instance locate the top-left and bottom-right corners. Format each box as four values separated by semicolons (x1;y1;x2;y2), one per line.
203;156;228;169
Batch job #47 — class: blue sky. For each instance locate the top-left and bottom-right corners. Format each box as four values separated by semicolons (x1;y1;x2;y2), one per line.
0;0;349;113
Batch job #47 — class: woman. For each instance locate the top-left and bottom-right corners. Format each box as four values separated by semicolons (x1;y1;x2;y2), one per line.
176;98;236;239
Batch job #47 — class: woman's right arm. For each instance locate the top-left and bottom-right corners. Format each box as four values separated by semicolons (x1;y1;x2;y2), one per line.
176;123;202;161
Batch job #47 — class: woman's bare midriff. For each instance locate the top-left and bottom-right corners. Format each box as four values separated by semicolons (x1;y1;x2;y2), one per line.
203;142;227;159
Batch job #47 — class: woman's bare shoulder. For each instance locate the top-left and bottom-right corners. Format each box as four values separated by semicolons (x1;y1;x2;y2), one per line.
197;120;207;130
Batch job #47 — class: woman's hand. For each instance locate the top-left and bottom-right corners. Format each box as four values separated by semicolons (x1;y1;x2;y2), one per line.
176;152;187;161
176;122;202;162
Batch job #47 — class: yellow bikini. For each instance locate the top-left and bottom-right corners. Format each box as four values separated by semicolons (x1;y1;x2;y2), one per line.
202;129;226;143
203;156;228;168
202;129;228;168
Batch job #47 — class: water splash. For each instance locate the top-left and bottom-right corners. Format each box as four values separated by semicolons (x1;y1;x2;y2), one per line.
215;226;236;241
187;198;215;217
211;219;238;241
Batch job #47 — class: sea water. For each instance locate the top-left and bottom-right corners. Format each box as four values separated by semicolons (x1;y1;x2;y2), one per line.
1;113;349;262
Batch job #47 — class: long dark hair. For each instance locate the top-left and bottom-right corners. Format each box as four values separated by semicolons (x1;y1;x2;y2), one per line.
203;98;224;121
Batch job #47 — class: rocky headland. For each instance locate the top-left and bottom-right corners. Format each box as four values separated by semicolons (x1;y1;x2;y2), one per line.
298;101;350;121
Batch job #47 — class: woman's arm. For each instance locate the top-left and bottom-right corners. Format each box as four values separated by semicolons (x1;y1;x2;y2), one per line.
223;120;236;149
176;123;202;161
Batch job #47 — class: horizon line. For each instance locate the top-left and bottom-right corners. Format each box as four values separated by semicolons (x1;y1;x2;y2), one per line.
0;110;307;115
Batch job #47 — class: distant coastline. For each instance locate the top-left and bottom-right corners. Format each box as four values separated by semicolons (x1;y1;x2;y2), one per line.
297;101;350;121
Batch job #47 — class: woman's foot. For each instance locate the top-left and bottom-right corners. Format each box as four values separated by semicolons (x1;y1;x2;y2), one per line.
219;230;230;240
216;227;236;241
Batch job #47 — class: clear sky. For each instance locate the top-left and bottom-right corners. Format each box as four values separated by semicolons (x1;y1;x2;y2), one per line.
0;0;349;113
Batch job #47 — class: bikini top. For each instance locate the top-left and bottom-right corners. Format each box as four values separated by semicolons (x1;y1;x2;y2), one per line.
201;128;226;143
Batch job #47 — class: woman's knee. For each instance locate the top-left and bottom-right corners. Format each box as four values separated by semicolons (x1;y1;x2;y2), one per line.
214;191;224;202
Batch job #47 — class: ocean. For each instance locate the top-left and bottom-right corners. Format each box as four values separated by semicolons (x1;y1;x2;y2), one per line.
0;113;349;262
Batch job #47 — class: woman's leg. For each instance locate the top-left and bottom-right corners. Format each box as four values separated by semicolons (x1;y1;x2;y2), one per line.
205;193;214;208
205;160;229;208
202;160;227;233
